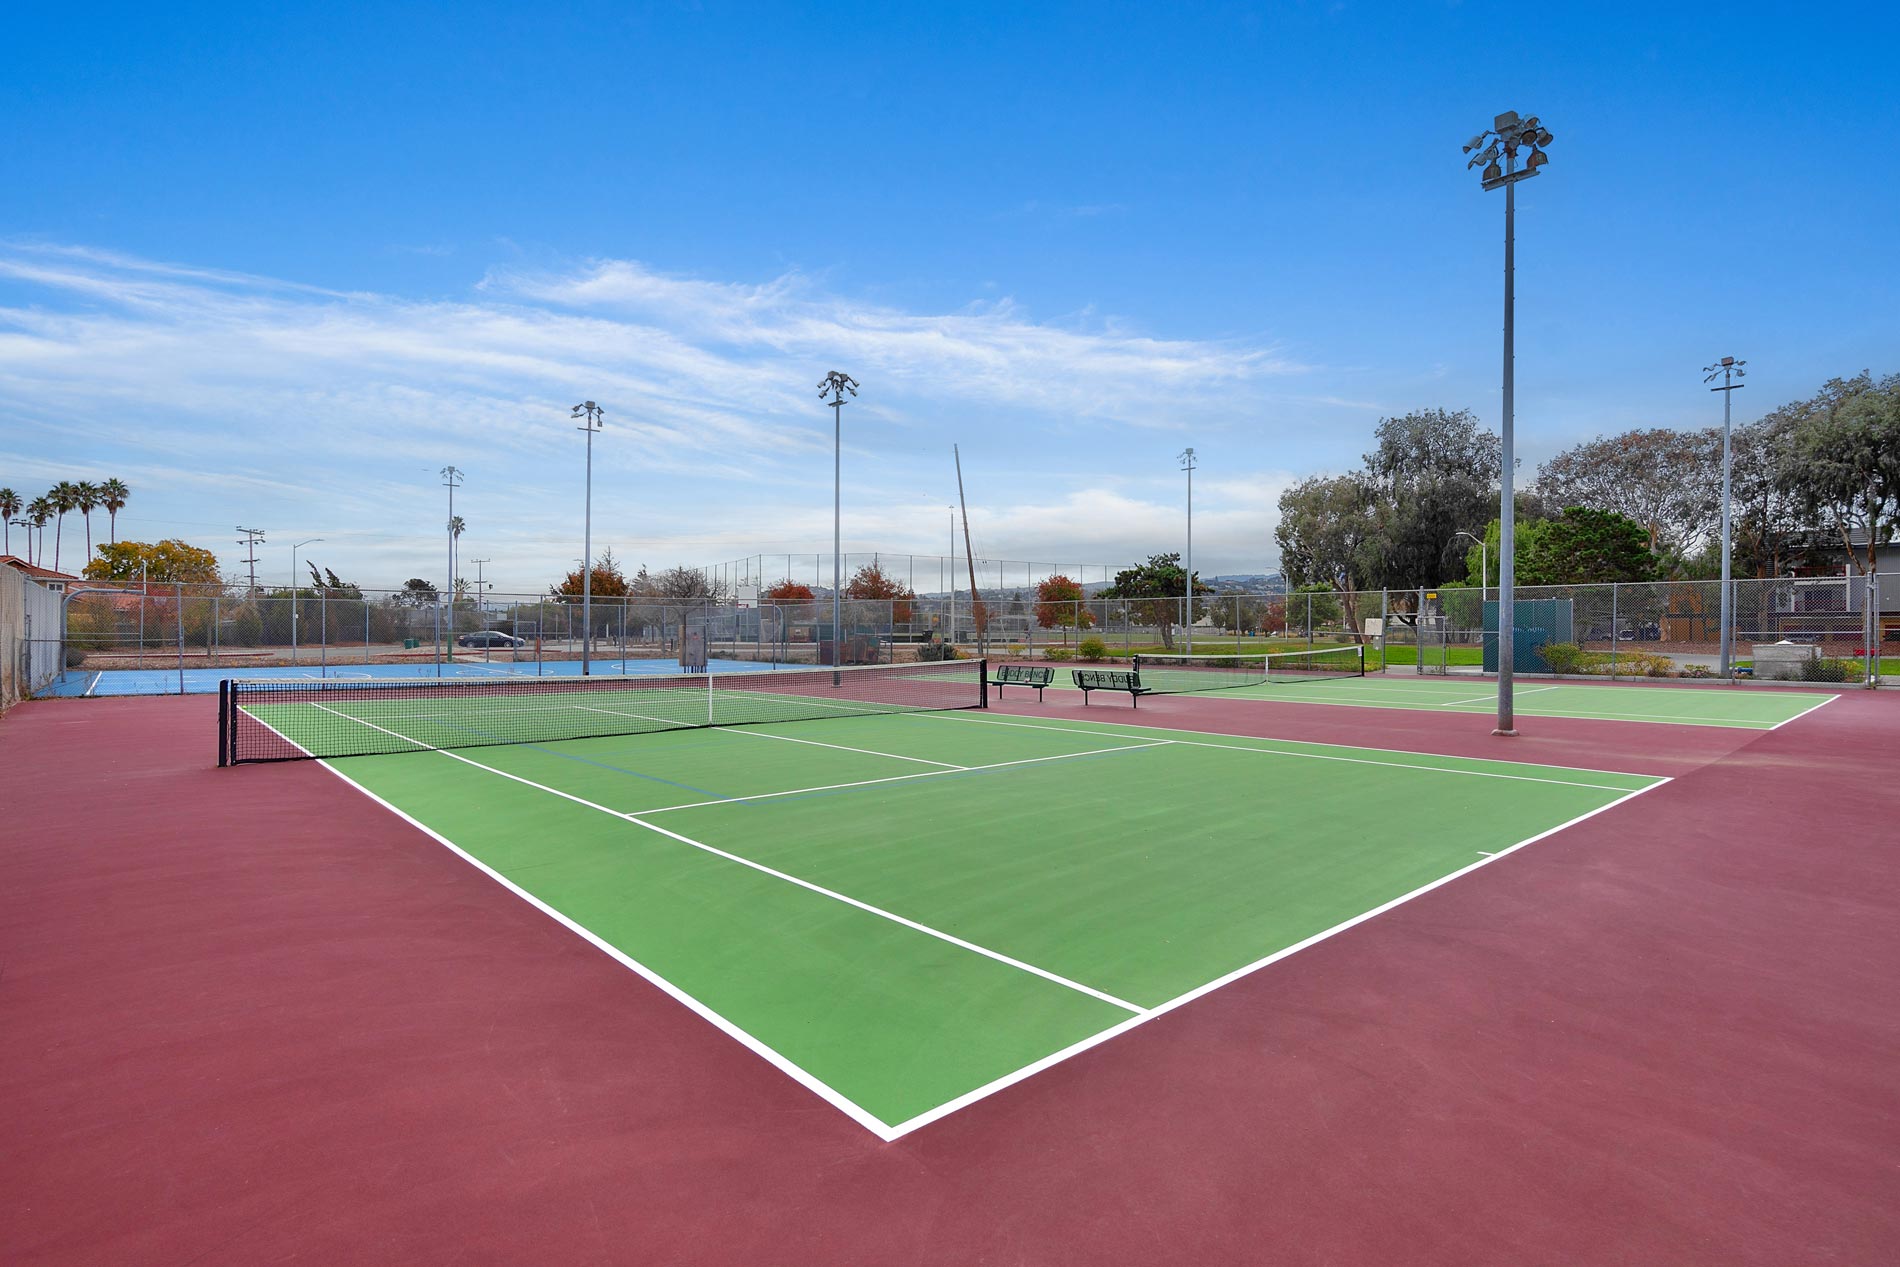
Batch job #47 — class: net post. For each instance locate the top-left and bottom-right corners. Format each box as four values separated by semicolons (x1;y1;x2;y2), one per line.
217;679;230;767
978;657;989;708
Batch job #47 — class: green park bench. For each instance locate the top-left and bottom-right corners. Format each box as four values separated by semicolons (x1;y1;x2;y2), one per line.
1071;668;1153;707
987;664;1054;701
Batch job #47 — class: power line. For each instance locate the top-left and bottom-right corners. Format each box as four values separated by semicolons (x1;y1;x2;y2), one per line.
235;526;267;591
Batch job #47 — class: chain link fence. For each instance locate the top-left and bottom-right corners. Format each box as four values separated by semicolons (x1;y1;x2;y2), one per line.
27;572;1898;695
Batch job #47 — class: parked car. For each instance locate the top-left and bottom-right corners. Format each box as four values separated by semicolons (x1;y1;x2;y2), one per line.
457;631;525;648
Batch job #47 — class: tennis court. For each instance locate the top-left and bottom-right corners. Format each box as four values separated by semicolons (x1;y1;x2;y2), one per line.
226;662;1665;1137
1068;653;1837;730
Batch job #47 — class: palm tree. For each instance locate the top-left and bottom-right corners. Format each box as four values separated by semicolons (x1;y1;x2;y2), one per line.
0;488;19;556
49;482;80;572
26;496;53;566
100;478;129;544
75;480;101;563
449;514;466;588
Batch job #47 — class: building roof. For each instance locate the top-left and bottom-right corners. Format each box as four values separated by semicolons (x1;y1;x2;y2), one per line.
0;555;82;583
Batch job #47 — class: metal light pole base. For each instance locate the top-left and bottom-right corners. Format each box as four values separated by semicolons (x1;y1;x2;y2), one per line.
1491;728;1518;737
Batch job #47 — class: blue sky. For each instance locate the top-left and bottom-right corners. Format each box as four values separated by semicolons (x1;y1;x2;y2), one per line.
2;1;1895;591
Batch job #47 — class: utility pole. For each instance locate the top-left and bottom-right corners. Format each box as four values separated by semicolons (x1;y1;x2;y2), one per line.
236;526;266;592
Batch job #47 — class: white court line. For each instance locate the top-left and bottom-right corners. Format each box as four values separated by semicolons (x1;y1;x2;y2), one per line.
1438;685;1559;707
310;760;902;1141
917;713;1650;792
720;726;969;769
878;776;1672;1140
639;741;1171;814
82;672;102;697
274;698;1669;1141
1146;680;1807;728
302;703;1146;1017
1767;692;1840;730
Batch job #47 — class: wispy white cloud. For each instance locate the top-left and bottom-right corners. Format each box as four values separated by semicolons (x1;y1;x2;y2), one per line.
0;243;1318;588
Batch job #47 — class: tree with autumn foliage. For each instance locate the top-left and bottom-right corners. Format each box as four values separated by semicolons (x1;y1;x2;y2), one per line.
1034;574;1093;631
549;548;632;601
844;562;916;623
763;579;814;605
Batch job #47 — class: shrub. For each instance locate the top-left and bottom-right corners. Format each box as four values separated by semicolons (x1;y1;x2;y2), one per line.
1043;647;1074;662
1612;649;1675;677
1542;642;1587;675
1681;664;1714;679
1077;635;1109;662
1801;656;1854;682
65;647;87;668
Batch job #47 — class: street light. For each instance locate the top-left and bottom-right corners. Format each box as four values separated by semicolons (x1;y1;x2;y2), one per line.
818;371;859;677
1453;530;1488;605
290;537;323;663
1180;447;1197;653
1703;357;1746;677
571;402;605;675
1464;109;1554;736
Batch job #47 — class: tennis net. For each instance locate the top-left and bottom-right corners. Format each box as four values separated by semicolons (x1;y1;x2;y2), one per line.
1132;645;1365;694
218;659;988;764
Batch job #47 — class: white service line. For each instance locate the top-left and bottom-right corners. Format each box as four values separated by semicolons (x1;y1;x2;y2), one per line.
304;703;1147;1016
1437;685;1559;707
917;712;1648;792
718;726;969;769
638;741;1171;814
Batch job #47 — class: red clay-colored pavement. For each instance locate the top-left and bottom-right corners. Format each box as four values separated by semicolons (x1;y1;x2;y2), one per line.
3;689;1897;1265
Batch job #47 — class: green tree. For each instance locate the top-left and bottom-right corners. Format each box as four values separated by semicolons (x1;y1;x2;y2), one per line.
99;478;130;545
83;538;223;583
1536;427;1722;556
1358;408;1502;590
1776;372;1900;579
396;578;440;607
1276;474;1381;639
1518;507;1662;585
1099;552;1212;649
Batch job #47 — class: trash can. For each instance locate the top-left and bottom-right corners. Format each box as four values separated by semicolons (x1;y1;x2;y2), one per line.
403;637;419;649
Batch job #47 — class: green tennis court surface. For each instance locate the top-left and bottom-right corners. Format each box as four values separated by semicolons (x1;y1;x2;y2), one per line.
267;694;1666;1138
1065;672;1837;729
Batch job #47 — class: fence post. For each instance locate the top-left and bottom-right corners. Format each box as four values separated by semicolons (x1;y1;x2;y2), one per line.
175;582;185;694
1610;582;1619;679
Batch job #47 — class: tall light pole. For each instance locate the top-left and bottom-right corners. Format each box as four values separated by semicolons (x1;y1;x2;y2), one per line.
441;466;463;643
1464;109;1553;736
571;402;604;675
1453;529;1488;604
290;537;323;663
818;371;859;673
948;505;957;644
1703;357;1746;677
1180;447;1197;653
